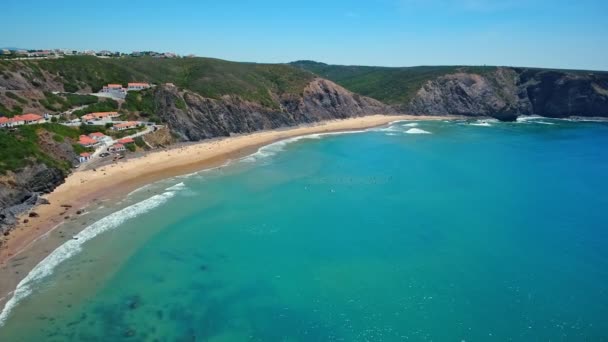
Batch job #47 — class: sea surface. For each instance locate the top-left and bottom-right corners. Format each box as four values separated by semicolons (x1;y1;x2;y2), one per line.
1;118;607;341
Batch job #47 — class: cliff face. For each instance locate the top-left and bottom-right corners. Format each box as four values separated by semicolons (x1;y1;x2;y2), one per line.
408;67;608;121
0;164;66;235
155;79;394;141
0;130;77;236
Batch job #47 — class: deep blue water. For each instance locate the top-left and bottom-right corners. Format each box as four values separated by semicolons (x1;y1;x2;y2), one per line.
1;118;607;341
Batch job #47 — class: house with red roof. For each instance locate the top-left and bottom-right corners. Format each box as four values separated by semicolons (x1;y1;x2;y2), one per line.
78;135;99;147
0;114;44;128
0;117;11;128
127;82;151;91
108;143;126;153
100;83;126;97
111;121;140;131
88;132;111;143
81;112;120;123
78;152;92;163
19;114;45;124
118;137;135;144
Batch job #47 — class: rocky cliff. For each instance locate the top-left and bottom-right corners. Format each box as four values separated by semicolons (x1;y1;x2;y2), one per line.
0;164;65;232
154;79;394;141
405;68;608;121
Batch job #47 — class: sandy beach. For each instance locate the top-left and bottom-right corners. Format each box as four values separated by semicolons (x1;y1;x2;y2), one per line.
0;114;456;311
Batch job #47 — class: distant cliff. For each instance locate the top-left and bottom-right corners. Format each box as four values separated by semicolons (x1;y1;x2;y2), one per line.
292;61;608;121
408;67;608;121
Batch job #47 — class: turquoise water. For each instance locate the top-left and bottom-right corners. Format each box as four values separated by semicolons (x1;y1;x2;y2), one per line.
1;118;608;341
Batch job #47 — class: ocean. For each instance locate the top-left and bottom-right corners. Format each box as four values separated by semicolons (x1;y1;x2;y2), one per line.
1;118;607;341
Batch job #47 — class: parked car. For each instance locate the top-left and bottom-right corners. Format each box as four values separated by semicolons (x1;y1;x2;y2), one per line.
99;153;110;158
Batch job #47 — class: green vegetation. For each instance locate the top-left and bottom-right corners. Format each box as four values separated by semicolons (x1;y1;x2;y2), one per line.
124;90;161;122
134;136;146;148
28;56;314;108
78;124;107;136
125;143;136;152
0;102;21;117
5;91;28;104
65;93;98;107
290;61;498;105
0;123;81;174
39;92;100;112
72;98;118;117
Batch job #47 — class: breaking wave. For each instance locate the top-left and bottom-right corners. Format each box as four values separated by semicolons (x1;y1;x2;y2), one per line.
405;128;432;134
0;188;180;326
240;130;366;163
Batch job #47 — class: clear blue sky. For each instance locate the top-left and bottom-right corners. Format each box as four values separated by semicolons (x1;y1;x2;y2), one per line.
3;0;608;70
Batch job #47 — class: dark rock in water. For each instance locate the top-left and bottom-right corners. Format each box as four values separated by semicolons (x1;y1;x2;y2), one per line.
124;329;136;338
37;197;50;205
76;210;83;215
199;265;208;271
127;296;141;310
60;204;72;208
29;212;39;218
23;219;29;224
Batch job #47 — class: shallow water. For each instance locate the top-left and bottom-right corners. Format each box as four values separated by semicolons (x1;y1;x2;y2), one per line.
1;119;608;341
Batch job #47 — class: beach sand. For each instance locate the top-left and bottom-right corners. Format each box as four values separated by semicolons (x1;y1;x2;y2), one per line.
0;114;455;311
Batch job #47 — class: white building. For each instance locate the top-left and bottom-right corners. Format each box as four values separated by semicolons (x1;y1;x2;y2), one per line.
100;84;126;97
127;83;151;91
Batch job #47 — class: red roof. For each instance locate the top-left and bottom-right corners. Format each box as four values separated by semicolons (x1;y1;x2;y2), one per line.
80;152;91;157
111;143;125;149
82;112;119;121
118;137;135;144
20;114;43;121
0;114;43;124
89;132;105;137
78;135;97;146
107;84;123;88
128;82;149;87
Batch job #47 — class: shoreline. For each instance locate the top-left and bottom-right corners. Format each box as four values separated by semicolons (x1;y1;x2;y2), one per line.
0;114;457;314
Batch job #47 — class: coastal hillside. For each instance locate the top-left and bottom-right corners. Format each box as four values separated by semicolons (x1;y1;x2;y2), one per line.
291;61;608;121
0;57;391;234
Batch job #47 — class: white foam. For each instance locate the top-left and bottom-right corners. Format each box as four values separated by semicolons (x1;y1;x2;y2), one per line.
0;190;178;326
469;122;492;127
240;130;366;163
470;118;499;127
405;128;432;134
166;182;186;191
385;133;399;136
402;123;419;127
516;115;544;122
374;125;401;132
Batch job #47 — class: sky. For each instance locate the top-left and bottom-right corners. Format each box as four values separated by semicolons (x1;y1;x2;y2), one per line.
3;0;608;70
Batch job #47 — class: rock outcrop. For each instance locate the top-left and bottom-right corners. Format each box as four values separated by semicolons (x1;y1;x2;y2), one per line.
408;67;608;121
155;79;394;141
0;164;66;235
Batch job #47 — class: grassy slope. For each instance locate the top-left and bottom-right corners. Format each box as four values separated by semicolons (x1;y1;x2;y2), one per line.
0;124;81;174
29;56;315;108
290;61;498;105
